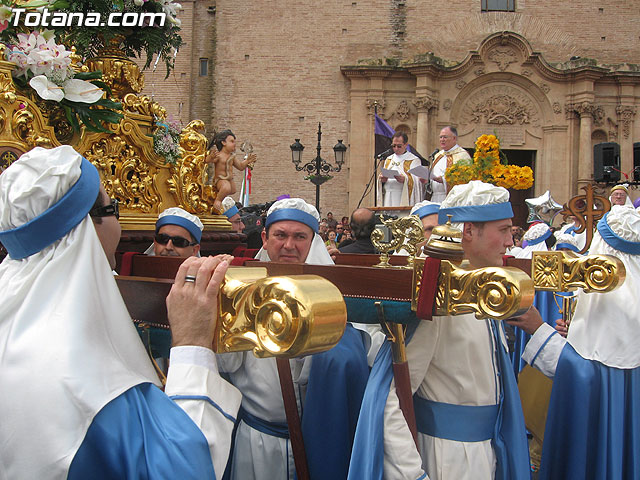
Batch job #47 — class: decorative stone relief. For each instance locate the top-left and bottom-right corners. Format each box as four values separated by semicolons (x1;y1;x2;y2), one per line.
616;105;637;139
539;83;550;94
574;101;594;117
474;67;485;76
396;100;411;121
488;48;517;71
553;102;561;114
607;118;618;141
521;69;532;77
413;96;438;112
366;98;386;116
455;79;467;90
461;85;539;127
593;106;605;127
443;99;452;111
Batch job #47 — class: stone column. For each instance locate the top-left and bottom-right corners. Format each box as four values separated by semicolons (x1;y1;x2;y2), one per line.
412;96;438;159
575;102;594;184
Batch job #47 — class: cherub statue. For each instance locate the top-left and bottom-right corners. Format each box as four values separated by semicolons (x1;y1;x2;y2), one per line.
205;129;257;212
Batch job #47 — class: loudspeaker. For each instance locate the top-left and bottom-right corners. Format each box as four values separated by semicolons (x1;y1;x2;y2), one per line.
634;142;640;181
593;142;620;183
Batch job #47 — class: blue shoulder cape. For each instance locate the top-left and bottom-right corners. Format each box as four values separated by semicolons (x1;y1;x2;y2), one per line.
69;383;216;479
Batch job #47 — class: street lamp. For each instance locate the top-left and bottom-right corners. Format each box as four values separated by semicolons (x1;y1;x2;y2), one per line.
290;122;347;212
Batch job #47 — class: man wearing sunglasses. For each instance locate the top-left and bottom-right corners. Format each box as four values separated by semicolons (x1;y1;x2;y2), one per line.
0;146;240;479
147;207;203;257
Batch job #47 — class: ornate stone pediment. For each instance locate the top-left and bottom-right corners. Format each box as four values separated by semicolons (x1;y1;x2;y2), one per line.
488;47;518;71
461;85;540;127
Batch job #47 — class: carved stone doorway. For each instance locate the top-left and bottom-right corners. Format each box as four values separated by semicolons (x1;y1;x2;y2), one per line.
503;149;535;228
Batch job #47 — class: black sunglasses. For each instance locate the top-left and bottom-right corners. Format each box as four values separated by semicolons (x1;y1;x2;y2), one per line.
89;198;119;219
155;233;196;248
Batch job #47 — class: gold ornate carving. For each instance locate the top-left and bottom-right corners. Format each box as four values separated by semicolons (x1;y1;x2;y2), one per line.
412;258;534;320
371;217;404;268
12;107;53;148
215;267;347;358
488;47;517;71
84;135;162;213
167;119;219;215
532;251;626;293
85;39;144;98
122;93;167;120
371;216;423;268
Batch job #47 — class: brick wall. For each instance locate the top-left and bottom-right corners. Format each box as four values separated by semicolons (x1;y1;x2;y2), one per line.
139;0;640;217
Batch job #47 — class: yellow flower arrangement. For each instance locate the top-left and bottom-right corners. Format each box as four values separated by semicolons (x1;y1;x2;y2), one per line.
445;134;534;190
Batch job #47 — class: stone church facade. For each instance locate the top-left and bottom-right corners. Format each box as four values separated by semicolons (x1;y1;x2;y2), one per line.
142;0;640;222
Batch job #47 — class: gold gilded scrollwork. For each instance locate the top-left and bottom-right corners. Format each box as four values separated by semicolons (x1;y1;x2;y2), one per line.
412;258;534;320
215;268;347;358
167;120;217;215
122;93;167;121
371;216;421;268
12;107;53;148
84;135;161;213
532;251;625;293
393;215;425;270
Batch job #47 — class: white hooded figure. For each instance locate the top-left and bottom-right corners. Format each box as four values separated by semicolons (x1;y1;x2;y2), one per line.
220;197;379;480
515;222;552;259
370;180;530;480
0;146;240;478
520;205;640;478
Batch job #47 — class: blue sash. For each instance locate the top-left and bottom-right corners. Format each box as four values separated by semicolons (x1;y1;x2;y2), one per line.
240;407;290;439
414;396;498;442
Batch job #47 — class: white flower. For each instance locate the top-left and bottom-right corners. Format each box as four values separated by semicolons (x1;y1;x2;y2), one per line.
29;75;64;102
0;5;13;22
134;0;145;5
62;78;104;103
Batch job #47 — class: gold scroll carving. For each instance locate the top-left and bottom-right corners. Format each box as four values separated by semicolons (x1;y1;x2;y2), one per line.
413;258;534;320
215;267;347;358
532;251;625;293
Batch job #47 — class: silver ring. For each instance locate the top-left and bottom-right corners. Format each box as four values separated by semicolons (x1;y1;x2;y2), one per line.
184;275;197;283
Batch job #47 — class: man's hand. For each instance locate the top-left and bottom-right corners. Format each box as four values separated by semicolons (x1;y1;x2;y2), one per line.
394;175;405;183
432;175;443;184
555;318;569;338
167;255;232;349
506;305;544;336
419;177;428;184
379;174;387;183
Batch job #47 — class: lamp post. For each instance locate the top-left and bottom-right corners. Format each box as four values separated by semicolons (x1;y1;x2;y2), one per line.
290;122;347;212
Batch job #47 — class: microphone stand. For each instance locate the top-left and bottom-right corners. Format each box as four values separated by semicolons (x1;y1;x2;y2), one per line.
357;154;385;209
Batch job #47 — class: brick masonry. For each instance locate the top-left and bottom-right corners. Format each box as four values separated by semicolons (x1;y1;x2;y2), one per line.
140;1;640;217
